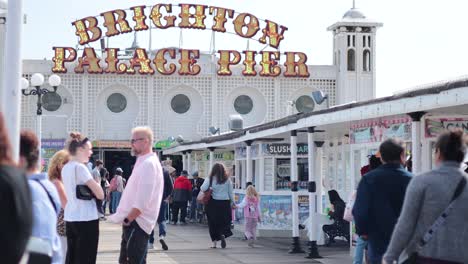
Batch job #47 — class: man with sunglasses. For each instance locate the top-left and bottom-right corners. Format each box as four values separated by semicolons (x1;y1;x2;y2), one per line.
109;126;164;264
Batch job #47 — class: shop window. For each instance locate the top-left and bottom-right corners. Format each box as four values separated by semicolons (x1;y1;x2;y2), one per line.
42;92;62;112
275;158;309;190
295;95;315;113
107;93;127;113
171;94;191;114
234;95;253;115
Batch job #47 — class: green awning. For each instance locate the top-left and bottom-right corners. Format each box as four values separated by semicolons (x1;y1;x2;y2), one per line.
154;140;174;149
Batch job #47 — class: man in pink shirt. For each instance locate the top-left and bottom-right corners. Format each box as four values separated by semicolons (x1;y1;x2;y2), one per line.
109;126;164;264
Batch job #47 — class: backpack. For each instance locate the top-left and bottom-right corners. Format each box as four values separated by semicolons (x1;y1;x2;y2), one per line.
109;177;117;192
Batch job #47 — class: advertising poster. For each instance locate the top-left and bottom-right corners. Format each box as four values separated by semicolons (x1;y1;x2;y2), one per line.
233;193;245;224
234;194;315;230
258;195;292;230
298;195;310;224
41;139;66;172
350;117;411;144
425;117;468;138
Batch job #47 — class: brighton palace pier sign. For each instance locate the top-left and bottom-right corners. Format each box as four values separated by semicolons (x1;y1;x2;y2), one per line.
51;3;310;78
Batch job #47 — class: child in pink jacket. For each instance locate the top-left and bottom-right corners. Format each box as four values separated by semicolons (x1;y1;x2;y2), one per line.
237;185;261;247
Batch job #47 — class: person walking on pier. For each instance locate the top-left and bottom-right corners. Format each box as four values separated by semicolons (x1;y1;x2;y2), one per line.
353;138;412;264
383;130;468;264
201;163;235;249
236;185;261;247
172;170;192;225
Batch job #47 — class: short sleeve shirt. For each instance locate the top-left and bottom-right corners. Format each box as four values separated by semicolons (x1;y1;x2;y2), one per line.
62;161;98;221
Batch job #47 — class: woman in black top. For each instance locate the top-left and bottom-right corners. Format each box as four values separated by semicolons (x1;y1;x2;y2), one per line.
323;189;350;245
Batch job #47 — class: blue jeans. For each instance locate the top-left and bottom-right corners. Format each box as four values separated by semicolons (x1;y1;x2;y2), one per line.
190;196;197;220
367;237;388;264
353;236;368;264
149;202;168;243
112;191;122;213
119;221;149;264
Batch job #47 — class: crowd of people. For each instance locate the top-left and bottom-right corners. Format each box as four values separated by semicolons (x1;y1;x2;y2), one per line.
1;103;467;264
347;132;468;264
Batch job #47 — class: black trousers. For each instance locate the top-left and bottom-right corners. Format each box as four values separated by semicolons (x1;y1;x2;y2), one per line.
65;220;99;264
206;199;233;242
172;201;188;223
119;221;150;264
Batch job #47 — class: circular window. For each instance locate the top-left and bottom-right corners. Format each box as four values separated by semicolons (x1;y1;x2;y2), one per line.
41;92;62;112
171;94;191;114
234;95;253;115
295;95;315;113
107;93;127;113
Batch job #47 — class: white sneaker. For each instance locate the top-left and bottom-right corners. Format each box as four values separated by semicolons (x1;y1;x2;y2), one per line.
148;243;154;249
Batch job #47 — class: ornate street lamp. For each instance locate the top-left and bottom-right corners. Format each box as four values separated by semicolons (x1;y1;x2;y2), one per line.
21;73;61;169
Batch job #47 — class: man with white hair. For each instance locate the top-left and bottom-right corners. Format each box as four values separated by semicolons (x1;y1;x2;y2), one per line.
109;126;164;264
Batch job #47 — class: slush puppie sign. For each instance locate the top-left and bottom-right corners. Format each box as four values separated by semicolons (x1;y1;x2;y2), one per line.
51;3;310;78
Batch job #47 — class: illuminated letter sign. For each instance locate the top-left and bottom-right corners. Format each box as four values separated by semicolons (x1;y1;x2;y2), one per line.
52;4;312;78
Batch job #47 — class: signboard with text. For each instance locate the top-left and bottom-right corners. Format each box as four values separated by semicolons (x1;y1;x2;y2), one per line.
350;116;411;144
51;4;310;78
425;116;468;138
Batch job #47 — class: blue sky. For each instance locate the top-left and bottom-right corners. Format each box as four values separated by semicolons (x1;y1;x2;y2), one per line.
21;0;468;97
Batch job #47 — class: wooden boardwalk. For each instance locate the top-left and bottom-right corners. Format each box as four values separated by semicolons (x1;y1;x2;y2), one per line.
96;220;350;264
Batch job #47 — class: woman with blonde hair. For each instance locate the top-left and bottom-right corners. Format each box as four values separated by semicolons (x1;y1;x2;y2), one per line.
48;149;71;263
236;185;261;247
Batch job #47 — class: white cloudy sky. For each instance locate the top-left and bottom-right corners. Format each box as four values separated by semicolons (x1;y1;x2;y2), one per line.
20;0;468;97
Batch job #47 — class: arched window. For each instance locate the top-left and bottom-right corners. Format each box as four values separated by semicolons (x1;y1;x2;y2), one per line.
347;49;355;71
363;50;371;72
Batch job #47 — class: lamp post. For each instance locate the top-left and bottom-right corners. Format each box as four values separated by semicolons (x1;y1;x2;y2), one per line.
21;73;61;170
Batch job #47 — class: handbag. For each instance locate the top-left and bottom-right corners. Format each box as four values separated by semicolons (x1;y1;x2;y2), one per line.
196;178;212;205
401;177;466;264
75;165;94;200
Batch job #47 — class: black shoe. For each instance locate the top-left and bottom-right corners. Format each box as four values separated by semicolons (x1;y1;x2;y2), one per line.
220;235;226;249
159;239;168;251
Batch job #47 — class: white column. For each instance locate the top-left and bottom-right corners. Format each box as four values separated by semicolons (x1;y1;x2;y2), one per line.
2;0;24;161
289;130;304;253
182;152;186;171
195;159;200;176
259;157;265;192
187;151;192;175
412;122;421;174
306;127;321;258
307;129;316;240
315;142;324;214
246;141;253;185
409;112;425;175
290;130;299;237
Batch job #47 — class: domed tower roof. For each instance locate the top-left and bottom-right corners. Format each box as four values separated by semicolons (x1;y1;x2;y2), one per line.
342;8;366;19
327;2;382;31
